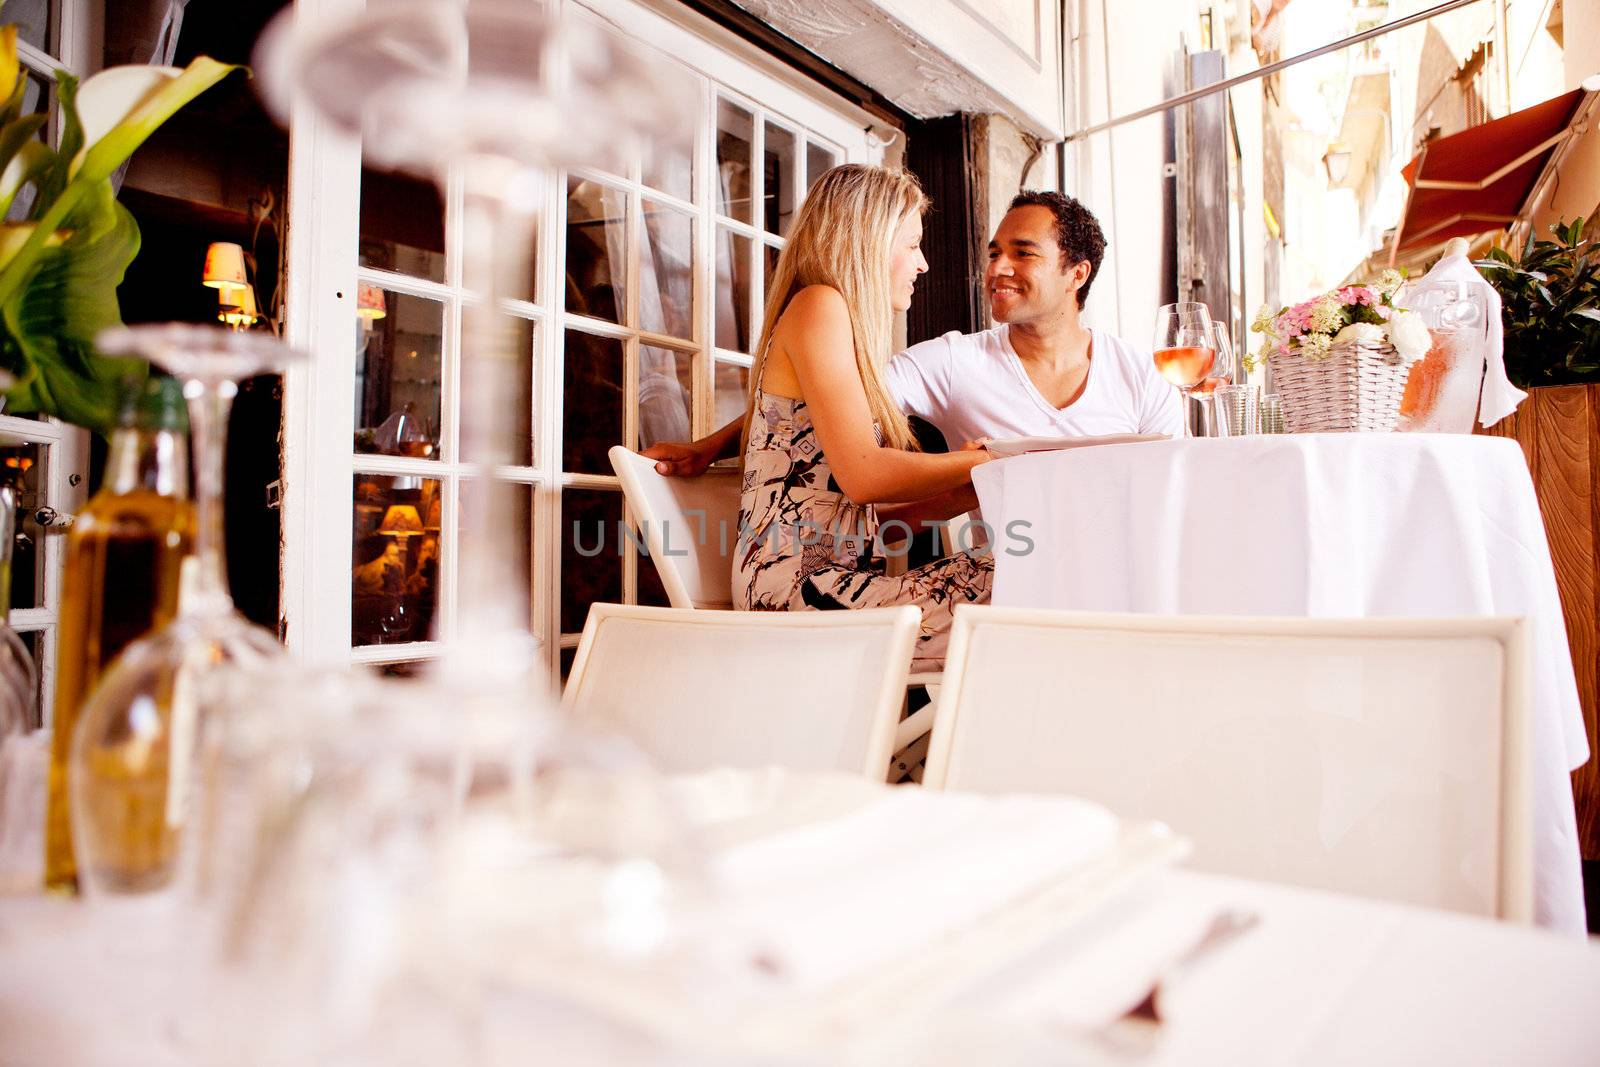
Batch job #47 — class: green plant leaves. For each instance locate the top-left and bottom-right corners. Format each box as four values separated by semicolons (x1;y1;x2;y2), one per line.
1477;217;1600;388
0;41;240;430
0;189;144;431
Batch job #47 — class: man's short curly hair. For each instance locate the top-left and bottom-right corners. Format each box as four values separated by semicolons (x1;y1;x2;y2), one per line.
1008;190;1106;308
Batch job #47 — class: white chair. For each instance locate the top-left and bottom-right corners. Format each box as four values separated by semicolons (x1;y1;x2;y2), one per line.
608;446;743;609
924;606;1534;921
608;445;941;758
562;603;920;779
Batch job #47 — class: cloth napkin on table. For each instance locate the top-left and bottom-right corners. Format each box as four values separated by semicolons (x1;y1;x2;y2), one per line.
701;777;1120;992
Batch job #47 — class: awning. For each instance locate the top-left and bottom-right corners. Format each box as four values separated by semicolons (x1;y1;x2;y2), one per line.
1389;87;1590;263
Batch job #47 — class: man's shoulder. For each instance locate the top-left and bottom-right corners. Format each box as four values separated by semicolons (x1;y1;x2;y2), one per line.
1090;328;1152;365
898;325;1007;364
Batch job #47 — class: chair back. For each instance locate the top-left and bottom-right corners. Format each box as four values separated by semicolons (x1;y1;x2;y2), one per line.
563;603;920;778
925;607;1533;921
609;446;742;609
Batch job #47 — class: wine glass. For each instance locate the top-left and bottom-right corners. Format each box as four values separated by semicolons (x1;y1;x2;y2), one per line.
256;0;694;690
1153;304;1219;437
68;325;303;896
191;5;723;1055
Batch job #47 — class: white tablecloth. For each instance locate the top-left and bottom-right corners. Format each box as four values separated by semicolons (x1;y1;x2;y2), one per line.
4;769;1599;1066
973;433;1589;933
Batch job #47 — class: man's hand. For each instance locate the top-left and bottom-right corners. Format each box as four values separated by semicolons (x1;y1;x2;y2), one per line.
640;440;716;477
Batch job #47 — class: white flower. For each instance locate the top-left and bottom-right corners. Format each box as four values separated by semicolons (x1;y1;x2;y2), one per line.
1307;296;1344;334
1332;322;1386;346
1250;304;1277;334
1298;333;1333;360
1376;269;1404;295
1386;311;1432;363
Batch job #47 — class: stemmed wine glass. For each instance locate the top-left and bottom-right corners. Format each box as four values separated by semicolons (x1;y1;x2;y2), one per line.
1153;303;1219;437
158;3;719;1054
69;325;302;895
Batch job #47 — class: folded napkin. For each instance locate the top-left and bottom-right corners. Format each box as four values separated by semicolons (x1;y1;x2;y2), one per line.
707;783;1120;991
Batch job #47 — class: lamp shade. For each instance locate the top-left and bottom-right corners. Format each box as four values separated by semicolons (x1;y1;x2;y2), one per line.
218;284;259;327
378;504;424;537
203;242;248;289
357;283;387;320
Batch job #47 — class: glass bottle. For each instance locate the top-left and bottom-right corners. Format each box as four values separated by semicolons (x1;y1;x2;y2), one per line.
43;376;193;894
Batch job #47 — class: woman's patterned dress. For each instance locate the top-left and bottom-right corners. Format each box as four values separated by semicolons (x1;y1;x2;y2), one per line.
733;386;993;673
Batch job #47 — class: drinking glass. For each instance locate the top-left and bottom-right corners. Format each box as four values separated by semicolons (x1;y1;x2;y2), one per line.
69;325;302;895
175;5;721;1055
1153;304;1218;437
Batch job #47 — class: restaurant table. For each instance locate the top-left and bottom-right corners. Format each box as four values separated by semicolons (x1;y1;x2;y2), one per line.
971;433;1590;934
3;768;1599;1066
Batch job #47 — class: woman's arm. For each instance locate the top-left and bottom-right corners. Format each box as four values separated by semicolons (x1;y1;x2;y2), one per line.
875;484;980;545
640;417;742;476
780;286;989;504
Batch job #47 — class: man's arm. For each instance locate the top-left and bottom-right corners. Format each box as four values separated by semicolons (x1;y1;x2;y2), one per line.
875;484;981;544
640;416;742;476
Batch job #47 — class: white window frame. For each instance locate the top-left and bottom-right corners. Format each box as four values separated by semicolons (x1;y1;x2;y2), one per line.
281;0;884;683
9;0;99;725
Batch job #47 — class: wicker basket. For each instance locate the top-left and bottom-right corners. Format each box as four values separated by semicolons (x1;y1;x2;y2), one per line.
1271;340;1409;433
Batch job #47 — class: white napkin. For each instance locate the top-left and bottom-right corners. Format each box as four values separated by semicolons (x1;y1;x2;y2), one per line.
709;786;1119;991
1413;240;1527;427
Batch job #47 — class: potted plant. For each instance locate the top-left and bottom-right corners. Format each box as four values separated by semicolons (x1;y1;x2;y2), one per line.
1473;217;1600;388
0;26;239;433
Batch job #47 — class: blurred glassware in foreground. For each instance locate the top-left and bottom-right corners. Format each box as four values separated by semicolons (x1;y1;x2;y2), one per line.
256;0;695;690
68;326;302;896
44;376;192;894
169;5;732;1055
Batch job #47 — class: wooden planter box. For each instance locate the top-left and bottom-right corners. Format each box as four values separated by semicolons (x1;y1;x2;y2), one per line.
1480;384;1600;860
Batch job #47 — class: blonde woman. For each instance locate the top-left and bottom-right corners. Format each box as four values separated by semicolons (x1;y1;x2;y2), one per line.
736;164;993;670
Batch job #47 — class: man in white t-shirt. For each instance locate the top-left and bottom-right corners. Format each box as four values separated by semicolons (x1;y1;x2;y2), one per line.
642;190;1181;475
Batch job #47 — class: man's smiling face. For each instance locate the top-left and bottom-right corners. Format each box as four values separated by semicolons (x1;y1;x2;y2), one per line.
985;204;1088;325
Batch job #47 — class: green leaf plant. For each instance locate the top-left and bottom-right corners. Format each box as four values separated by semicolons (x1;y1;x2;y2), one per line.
0;24;239;432
1474;216;1600;389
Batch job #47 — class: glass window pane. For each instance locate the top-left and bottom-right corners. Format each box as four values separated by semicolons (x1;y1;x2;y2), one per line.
7;72;49;222
17;629;42;728
11;0;53;56
510;315;536;468
1;443;43;611
806;141;838;191
559;645;578;683
372;661;431;679
714;228;752;353
352;474;443;647
566;177;628;326
562;330;623;474
714;360;750;428
642;95;695;203
461;479;534;631
763;122;797;236
716;98;753;222
354;288;443;460
637;542;672;607
638;345;693;451
560;489;622;634
763;243;779;305
640;199;694;341
359;166;445;282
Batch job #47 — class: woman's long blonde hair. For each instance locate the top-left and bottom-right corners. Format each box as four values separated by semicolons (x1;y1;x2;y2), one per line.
746;163;927;452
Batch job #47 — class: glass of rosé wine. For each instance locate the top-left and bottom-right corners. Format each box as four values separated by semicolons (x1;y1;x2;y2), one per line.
1153;304;1220;435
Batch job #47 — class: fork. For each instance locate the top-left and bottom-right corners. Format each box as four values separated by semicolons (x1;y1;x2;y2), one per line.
1122;908;1261;1024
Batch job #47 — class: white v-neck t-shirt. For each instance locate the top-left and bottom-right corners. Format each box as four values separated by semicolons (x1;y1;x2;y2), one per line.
885;325;1183;447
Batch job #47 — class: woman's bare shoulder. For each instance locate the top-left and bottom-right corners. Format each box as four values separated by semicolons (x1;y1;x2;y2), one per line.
775;284;850;343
